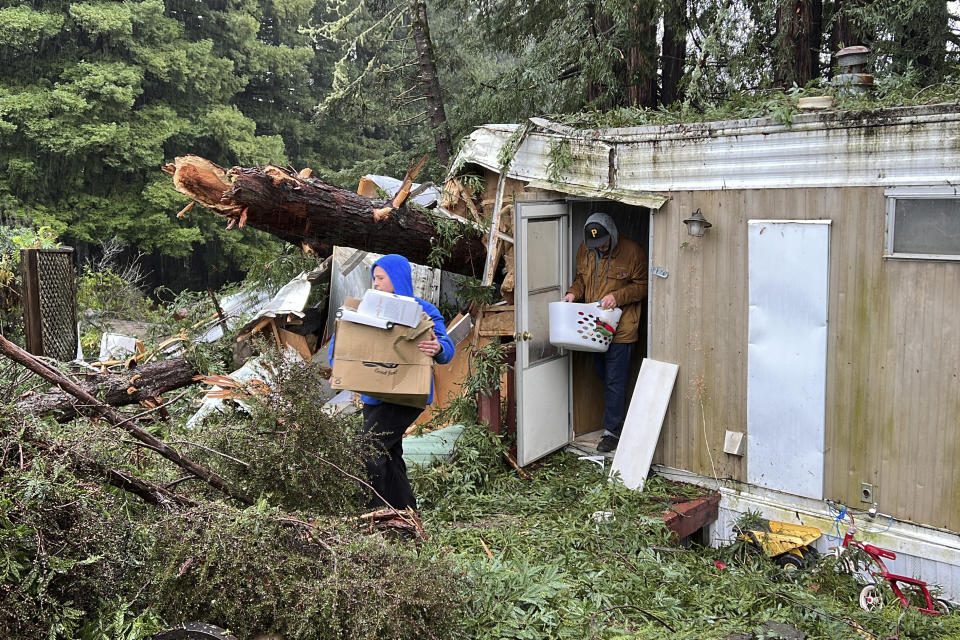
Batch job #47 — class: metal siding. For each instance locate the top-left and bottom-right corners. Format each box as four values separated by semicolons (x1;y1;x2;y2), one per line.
649;187;960;531
651;191;750;482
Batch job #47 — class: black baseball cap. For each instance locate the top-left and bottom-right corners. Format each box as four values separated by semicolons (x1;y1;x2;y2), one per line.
584;222;610;248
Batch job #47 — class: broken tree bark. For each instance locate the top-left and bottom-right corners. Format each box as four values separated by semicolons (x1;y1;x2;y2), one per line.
163;156;487;276
0;334;252;505
18;357;198;420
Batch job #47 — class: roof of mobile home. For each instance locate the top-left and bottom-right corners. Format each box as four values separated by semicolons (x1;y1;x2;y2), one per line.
455;104;960;206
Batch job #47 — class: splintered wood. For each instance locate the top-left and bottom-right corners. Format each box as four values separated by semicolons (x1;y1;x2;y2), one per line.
163;155;486;276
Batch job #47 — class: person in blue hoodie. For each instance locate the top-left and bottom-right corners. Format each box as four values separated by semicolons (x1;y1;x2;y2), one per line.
329;254;455;511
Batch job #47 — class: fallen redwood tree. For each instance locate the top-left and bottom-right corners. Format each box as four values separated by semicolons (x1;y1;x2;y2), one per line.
163;156;488;276
17;356;198;420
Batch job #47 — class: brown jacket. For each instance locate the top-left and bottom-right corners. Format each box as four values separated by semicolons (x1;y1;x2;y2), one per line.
566;237;648;343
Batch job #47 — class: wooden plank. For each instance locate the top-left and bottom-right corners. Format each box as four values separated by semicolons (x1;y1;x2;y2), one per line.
662;493;720;541
571;351;604;435
235;316;272;343
413;336;494;427
610;358;679;491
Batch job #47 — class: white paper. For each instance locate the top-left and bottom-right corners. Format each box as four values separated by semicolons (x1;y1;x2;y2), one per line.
357;290;423;328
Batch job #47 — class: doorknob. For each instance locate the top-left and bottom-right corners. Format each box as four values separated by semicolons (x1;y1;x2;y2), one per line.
515;331;533;341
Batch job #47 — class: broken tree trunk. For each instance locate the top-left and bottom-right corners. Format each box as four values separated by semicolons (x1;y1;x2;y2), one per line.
0;334;252;505
18;357;198;420
163;156;487;277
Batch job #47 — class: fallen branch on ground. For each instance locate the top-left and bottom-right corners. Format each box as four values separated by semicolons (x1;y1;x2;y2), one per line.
0;334;252;505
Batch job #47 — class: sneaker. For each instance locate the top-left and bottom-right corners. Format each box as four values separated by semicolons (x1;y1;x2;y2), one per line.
597;434;619;453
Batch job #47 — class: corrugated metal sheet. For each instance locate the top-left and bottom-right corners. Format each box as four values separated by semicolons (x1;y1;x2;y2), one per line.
456;105;960;195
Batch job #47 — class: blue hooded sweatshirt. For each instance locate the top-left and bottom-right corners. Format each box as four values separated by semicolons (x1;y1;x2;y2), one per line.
329;254;455;405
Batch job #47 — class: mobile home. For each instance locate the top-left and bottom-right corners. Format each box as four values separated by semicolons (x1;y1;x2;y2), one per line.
452;104;960;599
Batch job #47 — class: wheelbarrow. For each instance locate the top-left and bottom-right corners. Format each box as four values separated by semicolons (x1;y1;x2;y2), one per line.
738;519;822;571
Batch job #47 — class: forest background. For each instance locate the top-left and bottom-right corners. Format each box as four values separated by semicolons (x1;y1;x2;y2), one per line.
0;0;958;293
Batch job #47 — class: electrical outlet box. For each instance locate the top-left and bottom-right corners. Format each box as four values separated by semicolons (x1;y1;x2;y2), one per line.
861;483;874;503
723;430;746;456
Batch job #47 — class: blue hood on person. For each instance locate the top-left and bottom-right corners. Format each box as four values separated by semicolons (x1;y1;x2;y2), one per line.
373;254;414;297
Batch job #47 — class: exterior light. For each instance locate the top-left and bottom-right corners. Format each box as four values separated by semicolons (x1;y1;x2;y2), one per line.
683;208;712;238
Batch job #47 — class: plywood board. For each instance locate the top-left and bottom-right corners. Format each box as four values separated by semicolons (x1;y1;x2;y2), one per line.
413;336;494;426
277;327;313;361
610;358;679;491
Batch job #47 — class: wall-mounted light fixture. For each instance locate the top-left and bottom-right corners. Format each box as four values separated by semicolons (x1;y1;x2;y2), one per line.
683;208;712;238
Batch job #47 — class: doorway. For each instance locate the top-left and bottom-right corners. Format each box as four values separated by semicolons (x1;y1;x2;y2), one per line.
567;200;651;445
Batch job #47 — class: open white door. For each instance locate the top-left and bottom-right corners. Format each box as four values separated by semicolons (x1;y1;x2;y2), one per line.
516;202;571;466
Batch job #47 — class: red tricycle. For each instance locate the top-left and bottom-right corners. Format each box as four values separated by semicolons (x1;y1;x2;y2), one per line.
827;500;950;615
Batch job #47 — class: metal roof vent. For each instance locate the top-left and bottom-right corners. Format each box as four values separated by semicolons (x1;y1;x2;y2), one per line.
833;46;873;93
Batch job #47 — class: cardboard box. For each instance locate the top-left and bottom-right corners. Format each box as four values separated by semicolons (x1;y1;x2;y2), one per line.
330;299;434;408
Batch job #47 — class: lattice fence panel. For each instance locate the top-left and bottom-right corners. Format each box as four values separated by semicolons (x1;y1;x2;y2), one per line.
22;248;77;361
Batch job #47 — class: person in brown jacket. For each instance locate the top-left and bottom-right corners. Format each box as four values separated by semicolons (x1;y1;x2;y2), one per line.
563;212;648;452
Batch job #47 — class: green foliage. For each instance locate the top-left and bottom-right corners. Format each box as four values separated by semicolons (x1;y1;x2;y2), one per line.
146;503;465;640
423;210;475;268
546;138;573;184
0;421;147;639
0;0;325;293
497;124;530;170
452;275;497;308
187;348;369;513
455;173;484;198
237;242;326;296
464;338;512;398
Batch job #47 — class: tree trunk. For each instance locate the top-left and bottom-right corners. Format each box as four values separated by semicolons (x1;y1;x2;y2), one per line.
775;0;823;87
625;1;658;107
587;0;658;107
661;0;688;105
164;156;487;277
408;0;453;168
18;357;198;420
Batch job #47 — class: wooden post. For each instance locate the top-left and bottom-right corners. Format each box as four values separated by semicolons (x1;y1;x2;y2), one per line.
477;387;502;434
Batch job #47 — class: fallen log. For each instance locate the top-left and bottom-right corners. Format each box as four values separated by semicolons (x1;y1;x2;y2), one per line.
163;156;487;276
18;357;198;420
0;334;253;505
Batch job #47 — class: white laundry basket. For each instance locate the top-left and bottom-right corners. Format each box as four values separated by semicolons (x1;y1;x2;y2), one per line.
548;302;623;352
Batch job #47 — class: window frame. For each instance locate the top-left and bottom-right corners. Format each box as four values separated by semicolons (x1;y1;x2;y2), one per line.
884;186;960;261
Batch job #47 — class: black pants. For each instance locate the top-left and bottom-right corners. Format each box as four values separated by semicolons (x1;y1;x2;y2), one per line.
361;402;423;511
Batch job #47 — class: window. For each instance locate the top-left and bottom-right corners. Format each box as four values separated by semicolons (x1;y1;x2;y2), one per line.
885;187;960;260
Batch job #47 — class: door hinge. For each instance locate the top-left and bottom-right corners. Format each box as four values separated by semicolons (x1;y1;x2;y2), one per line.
651;266;669;279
